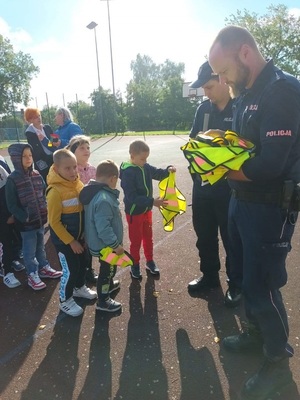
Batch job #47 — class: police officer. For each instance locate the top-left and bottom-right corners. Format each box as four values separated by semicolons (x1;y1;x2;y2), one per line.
187;61;241;307
209;26;300;399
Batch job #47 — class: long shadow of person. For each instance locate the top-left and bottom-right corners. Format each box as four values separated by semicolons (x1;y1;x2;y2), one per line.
77;309;121;400
20;313;83;400
176;328;225;400
114;278;168;399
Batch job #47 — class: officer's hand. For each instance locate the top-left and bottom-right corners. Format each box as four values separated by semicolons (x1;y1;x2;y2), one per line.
202;129;225;138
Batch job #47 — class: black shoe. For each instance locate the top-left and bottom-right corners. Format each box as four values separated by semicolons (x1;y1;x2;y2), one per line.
146;260;160;275
188;275;220;291
224;287;242;307
240;357;293;400
85;268;98;284
223;330;264;353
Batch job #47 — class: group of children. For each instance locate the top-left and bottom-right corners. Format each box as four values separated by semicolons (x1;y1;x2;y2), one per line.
0;136;175;317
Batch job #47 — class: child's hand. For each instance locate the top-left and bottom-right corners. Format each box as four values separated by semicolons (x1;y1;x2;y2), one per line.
70;239;84;254
168;166;176;173
153;197;168;208
114;245;124;255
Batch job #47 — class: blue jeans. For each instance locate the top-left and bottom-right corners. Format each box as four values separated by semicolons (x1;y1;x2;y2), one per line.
20;227;49;275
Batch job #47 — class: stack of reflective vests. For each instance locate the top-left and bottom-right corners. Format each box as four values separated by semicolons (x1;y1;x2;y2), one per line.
181;130;255;185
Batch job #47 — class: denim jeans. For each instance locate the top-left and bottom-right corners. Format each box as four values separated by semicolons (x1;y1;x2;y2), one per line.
20;227;49;275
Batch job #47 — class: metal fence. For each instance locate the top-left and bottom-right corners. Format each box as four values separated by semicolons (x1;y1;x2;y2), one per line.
0;128;26;142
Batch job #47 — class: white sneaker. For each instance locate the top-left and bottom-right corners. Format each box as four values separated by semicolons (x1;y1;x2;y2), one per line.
59;297;83;317
73;285;97;300
3;272;21;288
39;265;62;279
28;271;46;290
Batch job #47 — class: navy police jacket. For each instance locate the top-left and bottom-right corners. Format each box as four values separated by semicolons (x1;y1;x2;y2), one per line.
230;60;300;194
190;98;234;138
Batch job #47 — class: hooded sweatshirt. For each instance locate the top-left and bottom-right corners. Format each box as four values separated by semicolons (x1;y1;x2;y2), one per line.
120;162;170;215
5;143;47;231
79;180;123;256
46;164;84;246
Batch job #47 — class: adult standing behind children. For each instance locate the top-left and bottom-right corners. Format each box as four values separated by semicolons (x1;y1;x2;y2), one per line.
80;160;123;313
209;25;300;399
67;134;98;284
46;149;97;317
120;140;176;279
6;143;62;290
24;108;59;182
187;61;240;307
54;107;83;148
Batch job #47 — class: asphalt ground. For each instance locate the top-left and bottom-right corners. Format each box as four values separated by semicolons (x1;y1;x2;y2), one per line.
0;135;300;400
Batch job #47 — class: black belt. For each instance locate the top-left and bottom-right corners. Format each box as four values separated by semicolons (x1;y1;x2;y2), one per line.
231;189;282;205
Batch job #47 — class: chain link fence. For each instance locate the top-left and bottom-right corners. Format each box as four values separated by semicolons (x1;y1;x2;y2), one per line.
0;128;26;143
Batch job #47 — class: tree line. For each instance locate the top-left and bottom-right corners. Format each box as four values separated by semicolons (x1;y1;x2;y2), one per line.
1;4;299;136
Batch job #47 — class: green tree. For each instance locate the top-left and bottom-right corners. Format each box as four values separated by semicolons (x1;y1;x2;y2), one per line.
0;35;39;114
226;4;300;76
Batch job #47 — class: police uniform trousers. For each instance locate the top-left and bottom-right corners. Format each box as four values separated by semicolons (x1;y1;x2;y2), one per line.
192;177;231;279
228;196;296;359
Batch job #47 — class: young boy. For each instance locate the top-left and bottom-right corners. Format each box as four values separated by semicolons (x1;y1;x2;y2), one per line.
79;160;123;313
120;140;176;279
67;134;98;284
6;144;62;290
46;149;97;317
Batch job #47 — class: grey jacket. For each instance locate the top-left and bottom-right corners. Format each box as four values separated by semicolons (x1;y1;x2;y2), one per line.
79;180;123;256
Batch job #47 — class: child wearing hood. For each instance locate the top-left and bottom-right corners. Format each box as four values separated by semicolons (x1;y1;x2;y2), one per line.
79;160;124;313
46;149;97;317
5;143;62;290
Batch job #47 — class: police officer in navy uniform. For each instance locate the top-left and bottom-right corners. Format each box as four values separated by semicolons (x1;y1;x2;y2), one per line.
209;26;300;400
187;61;241;306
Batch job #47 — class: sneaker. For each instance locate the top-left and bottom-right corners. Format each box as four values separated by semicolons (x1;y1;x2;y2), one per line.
109;280;120;293
59;297;83;317
130;264;142;279
0;264;4;278
146;260;160;275
39;265;62;279
3;272;21;288
224;287;242;307
12;260;25;272
85;267;98;284
96;298;122;312
241;357;293;400
188;275;220;291
28;272;46;290
73;285;97;299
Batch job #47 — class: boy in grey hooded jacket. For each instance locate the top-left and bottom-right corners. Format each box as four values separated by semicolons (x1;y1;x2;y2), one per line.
80;160;124;313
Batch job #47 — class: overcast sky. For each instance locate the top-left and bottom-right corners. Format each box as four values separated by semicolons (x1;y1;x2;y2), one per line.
1;0;300;109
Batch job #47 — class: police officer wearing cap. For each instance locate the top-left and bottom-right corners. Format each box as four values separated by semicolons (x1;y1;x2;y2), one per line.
209;26;300;400
187;61;241;306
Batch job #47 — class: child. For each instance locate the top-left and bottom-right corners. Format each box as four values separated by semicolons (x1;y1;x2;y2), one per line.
46;149;97;317
67;135;96;185
0;161;23;287
120;140;176;279
80;160;123;313
6;144;62;290
67;135;98;284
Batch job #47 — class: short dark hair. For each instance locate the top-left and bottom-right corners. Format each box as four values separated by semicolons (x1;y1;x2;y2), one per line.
211;25;258;53
129;140;150;155
96;160;119;178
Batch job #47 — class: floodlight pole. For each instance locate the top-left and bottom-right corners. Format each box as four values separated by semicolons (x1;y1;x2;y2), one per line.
87;21;104;134
100;0;117;134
